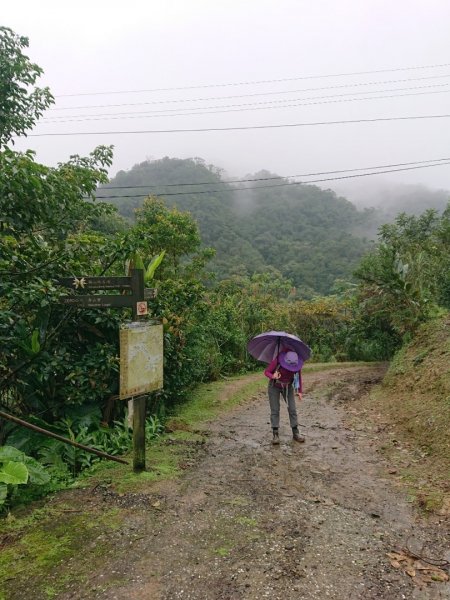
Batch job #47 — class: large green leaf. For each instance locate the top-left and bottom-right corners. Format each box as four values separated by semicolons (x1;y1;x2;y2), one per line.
23;457;51;485
0;461;29;485
145;250;166;284
0;446;25;463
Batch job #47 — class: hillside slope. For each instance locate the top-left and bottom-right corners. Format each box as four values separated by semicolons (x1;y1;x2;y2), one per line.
99;157;372;295
360;314;450;511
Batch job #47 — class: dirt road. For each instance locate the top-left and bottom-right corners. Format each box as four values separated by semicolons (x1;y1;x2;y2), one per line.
15;365;450;599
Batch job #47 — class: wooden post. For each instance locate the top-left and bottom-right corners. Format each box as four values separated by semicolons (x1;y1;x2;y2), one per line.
131;268;145;320
127;399;134;429
130;269;147;472
132;395;146;472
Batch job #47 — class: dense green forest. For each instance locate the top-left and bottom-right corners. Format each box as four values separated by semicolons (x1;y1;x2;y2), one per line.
1;26;449;511
99;158;450;297
99;158;374;296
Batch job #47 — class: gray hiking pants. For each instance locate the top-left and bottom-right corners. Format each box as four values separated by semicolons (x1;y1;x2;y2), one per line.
268;383;298;429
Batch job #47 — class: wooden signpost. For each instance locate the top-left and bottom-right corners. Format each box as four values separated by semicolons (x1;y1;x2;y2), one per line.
58;269;162;472
58;271;157;317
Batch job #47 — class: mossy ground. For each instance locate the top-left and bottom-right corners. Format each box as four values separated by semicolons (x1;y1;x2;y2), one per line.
0;505;124;599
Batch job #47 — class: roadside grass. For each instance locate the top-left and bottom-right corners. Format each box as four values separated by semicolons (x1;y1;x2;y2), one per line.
75;440;186;493
303;361;376;373
167;372;264;428
358;315;450;514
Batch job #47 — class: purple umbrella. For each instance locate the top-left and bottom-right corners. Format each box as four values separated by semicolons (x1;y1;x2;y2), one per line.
247;330;311;363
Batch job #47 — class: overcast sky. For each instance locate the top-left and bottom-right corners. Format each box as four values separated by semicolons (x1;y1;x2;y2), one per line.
3;0;450;196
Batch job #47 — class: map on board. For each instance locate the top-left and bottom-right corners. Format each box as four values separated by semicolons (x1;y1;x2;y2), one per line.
119;322;163;399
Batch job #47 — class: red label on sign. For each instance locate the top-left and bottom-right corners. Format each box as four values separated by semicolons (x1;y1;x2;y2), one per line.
136;301;148;316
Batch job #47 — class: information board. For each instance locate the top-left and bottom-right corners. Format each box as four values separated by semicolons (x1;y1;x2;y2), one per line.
119;322;163;399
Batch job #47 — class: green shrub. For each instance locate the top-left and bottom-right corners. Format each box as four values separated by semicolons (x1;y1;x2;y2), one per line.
0;446;50;509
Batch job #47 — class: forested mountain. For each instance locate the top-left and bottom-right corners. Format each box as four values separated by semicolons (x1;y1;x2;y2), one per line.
98;157;374;296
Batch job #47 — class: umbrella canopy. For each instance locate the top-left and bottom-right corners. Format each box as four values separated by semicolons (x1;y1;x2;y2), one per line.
247;330;311;363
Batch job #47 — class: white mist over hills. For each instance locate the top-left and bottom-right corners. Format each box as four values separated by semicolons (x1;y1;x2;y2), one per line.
330;179;450;216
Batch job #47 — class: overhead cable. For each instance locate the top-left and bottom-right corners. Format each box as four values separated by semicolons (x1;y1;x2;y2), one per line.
97;157;450;190
94;161;450;199
55;62;450;97
49;73;450;111
42;86;450;123
26;113;450;136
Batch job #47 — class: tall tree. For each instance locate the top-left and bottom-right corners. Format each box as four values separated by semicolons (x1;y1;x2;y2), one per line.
0;26;53;147
0;27;117;419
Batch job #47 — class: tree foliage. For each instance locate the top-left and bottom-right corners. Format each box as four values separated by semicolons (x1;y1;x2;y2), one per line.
132;196;203;273
0;26;53;147
0;144;119;420
99;158;373;296
354;207;450;340
0;27;120;428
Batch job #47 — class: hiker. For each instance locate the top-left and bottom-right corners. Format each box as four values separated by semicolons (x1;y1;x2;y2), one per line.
264;350;305;445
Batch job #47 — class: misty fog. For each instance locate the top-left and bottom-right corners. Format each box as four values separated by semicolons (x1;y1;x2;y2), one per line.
2;0;450;200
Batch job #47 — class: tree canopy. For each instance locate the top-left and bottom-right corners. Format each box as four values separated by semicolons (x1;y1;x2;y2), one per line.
99;157;373;296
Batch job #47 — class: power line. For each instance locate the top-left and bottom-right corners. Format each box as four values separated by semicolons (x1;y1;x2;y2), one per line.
49;73;450;111
43;83;450;122
26;113;450;137
96;157;450;190
54;62;450;97
42;86;450;123
94;161;450;199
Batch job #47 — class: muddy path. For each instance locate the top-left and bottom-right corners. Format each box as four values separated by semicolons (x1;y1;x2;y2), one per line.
12;365;450;599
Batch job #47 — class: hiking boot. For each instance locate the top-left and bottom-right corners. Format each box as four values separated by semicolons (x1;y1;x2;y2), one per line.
292;428;305;443
272;430;280;445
